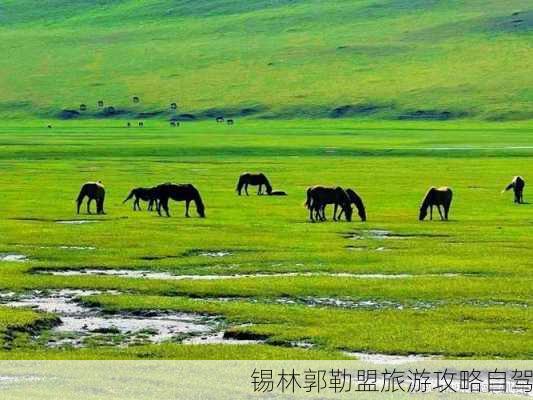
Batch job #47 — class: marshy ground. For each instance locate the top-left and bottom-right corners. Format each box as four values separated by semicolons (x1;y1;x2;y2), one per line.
0;119;531;359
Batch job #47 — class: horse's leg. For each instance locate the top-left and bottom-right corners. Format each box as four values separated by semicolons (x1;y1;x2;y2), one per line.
437;205;444;220
309;206;315;222
444;204;450;220
245;184;249;196
185;200;190;217
429;205;433;220
87;198;92;214
333;204;338;221
257;184;262;195
77;196;83;214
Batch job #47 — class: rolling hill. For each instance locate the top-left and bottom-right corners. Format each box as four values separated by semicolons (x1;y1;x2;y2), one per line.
0;0;532;120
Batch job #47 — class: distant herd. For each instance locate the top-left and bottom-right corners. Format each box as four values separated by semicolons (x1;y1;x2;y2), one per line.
76;174;526;222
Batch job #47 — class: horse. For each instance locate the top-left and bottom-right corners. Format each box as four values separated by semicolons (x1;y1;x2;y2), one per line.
126;122;131;127
503;176;525;204
170;121;176;127
337;188;366;221
123;187;159;211
419;187;453;221
97;100;104;107
76;181;105;215
236;173;272;195
216;116;224;123
154;183;205;218
138;121;144;127
227;119;234;125
170;102;177;110
47;125;52;129
132;96;140;103
305;186;352;222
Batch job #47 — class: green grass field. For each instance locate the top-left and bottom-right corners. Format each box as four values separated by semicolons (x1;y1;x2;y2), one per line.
0;0;532;120
0;120;531;359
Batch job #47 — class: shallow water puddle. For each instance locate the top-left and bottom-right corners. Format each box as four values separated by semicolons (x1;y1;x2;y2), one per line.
276;297;435;310
344;230;449;240
38;269;463;281
56;220;99;225
0;254;28;262
0;290;223;347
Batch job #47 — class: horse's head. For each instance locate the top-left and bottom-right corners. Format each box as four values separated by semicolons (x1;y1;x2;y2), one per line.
343;204;353;222
419;207;427;221
358;207;367;222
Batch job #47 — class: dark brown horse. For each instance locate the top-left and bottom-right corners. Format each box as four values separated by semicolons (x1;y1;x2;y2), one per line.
337;188;366;221
419;187;453;221
227;119;234;125
305;186;352;222
76;182;105;214
503;176;525;204
236;173;272;195
216;116;224;123
123;187;159;211
155;183;205;218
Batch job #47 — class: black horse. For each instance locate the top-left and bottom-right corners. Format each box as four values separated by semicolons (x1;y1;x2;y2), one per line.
305;186;352;222
236;173;272;195
503;176;525;204
123;187;159;211
154;183;205;218
419;187;453;221
337;188;366;221
76;182;105;215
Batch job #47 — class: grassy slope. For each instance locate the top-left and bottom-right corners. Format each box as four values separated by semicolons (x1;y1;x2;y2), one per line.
1;0;532;120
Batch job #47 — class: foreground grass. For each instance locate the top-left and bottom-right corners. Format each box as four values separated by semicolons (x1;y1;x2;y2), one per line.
0;120;531;358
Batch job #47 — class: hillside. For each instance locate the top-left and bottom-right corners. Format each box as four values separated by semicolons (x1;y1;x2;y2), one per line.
0;0;532;120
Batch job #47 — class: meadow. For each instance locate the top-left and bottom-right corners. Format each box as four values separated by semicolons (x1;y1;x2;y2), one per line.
0;119;531;359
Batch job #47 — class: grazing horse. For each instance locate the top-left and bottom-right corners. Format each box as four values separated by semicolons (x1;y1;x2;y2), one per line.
123;187;159;211
170;102;177;110
126;122;131;127
236;173;272;195
227;119;234;125
97;100;104;107
79;104;87;111
76;182;105;215
138;121;144;127
337;188;366;221
503;176;525;204
216;116;224;123
419;187;453;221
305;186;352;222
155;183;205;218
132;96;140;103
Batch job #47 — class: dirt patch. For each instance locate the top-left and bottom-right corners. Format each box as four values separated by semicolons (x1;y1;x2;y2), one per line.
343;230;449;240
182;249;233;258
330;103;386;118
276;297;435;310
182;331;263;345
56;220;99;225
0;254;28;262
398;109;468;120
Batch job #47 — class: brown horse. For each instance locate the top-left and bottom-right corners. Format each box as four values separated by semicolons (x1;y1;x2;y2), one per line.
503;176;525;204
236;173;272;195
337;188;366;221
419;187;452;221
123;187;159;211
76;182;105;214
155;183;205;218
305;186;352;222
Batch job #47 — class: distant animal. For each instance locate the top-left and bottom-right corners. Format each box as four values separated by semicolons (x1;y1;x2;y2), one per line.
138;121;144;127
154;183;205;218
337;188;366;221
227;119;234;125
97;100;104;107
76;181;105;215
236;173;272;195
305;186;352;222
269;190;287;196
132;96;140;103
47;124;52;129
123;187;159;211
216;116;224;123
503;176;525;204
170;121;176;127
126;122;131;127
170;103;177;110
79;104;87;111
419;187;453;221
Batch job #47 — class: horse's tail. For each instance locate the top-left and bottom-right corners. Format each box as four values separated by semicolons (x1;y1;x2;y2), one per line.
192;186;206;217
304;187;313;209
123;189;136;204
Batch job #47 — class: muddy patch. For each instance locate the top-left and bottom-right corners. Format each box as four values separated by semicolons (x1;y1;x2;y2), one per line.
182;249;233;258
344;352;438;364
182;331;263;345
0;290;222;348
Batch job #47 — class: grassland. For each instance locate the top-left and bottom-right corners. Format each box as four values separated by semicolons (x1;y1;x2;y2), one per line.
0;120;531;359
0;0;532;120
